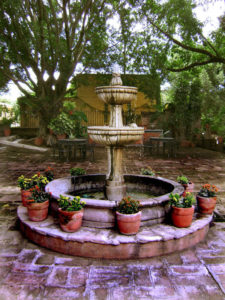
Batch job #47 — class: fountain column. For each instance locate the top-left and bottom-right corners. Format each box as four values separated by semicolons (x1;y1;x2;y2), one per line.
106;145;126;201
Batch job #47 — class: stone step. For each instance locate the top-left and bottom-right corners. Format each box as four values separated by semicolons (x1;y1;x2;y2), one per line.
18;205;212;259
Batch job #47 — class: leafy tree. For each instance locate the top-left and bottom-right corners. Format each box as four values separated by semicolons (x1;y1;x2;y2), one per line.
163;71;202;139
0;0;110;136
138;0;225;72
200;64;225;137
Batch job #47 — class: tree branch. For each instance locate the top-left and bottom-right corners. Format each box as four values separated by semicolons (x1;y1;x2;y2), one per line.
168;58;220;72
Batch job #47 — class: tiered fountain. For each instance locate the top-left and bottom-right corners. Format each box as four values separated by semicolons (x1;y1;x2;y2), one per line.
18;72;213;259
88;72;144;201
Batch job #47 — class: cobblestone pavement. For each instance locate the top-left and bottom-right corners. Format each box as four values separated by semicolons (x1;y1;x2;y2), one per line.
0;143;225;299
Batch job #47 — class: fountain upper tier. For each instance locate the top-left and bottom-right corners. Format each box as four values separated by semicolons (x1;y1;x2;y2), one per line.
95;86;138;105
88;73;144;145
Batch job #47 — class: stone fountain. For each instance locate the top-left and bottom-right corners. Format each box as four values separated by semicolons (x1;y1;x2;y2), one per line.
88;72;144;201
17;72;213;259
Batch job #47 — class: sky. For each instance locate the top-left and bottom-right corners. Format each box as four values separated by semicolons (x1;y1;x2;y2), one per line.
1;1;224;104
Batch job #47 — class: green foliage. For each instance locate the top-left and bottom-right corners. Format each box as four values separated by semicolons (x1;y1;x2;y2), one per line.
198;184;219;197
0;0;109;135
117;196;140;214
44;167;54;182
0;117;14;127
29;186;50;203
31;173;49;191
70;168;86;176
17;175;33;190
200;65;225;138
17;173;49;191
163;71;202;139
69;110;87;138
169;192;194;208
48;112;74;136
57;195;86;212
63;101;76;113
141;167;155;176
177;175;189;184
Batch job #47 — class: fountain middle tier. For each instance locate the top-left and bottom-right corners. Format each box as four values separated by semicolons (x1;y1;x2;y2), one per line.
88;125;144;146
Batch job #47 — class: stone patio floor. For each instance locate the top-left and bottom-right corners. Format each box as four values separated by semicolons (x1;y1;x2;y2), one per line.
0;137;225;300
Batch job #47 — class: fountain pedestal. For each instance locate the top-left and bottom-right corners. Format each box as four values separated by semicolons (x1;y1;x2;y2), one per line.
106;146;126;201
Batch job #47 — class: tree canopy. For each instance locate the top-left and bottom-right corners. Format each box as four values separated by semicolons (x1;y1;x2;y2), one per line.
0;0;224;137
0;0;110;134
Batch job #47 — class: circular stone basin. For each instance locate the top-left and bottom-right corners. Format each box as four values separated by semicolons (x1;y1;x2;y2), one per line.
88;126;144;146
95;86;137;105
46;174;183;228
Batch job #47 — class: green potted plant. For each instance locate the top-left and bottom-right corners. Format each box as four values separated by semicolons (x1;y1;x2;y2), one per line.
69;110;87;138
18;173;49;206
0;117;14;136
70;167;86;176
116;196;142;235
70;167;86;184
31;173;49;191
17;175;34;206
169;192;195;228
26;186;50;221
57;195;86;232
63;100;76;115
196;184;218;214
177;175;194;194
48;112;74;139
141;167;155;176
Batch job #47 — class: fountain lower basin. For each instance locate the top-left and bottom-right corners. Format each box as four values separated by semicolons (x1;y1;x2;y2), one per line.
46;174;183;228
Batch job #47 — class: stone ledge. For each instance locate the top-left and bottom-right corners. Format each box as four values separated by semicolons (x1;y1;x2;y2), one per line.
18;206;212;259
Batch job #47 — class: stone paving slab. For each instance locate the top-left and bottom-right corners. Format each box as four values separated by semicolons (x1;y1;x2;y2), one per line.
1;143;225;299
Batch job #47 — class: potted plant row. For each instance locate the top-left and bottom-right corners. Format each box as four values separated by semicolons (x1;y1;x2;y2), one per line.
169;192;195;228
116;196;142;235
196;184;218;214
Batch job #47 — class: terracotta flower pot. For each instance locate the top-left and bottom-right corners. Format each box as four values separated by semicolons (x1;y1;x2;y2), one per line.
58;208;84;232
34;137;44;146
182;182;195;195
4;127;11;137
21;190;32;207
116;211;142;235
171;206;194;228
196;195;216;214
27;200;49;222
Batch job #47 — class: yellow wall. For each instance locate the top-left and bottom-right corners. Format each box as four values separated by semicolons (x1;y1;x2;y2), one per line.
20;74;157;128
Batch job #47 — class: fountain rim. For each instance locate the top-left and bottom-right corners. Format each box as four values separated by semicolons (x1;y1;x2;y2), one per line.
95;85;138;92
87;126;144;132
46;174;183;208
